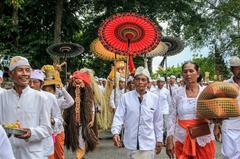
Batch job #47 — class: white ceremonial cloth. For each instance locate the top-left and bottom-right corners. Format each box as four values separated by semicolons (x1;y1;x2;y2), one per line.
0;125;15;159
0;86;51;159
111;90;163;150
110;88;125;109
152;87;171;115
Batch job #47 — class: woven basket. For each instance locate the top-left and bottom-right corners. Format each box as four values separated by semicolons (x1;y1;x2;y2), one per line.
198;82;239;100
197;98;240;119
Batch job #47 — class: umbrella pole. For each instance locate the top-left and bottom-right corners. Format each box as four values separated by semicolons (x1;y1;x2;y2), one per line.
64;54;68;86
125;39;130;93
114;53;117;108
144;53;148;69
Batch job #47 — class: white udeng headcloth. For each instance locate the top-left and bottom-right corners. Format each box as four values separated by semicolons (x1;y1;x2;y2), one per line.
134;66;150;80
9;56;31;71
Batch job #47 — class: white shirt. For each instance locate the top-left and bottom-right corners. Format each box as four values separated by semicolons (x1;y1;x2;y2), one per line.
0;87;5;93
0;86;51;159
152;87;171;114
0;125;15;159
41;91;63;156
167;85;215;147
110;88;125;109
222;76;240;130
111;90;163;150
57;87;74;111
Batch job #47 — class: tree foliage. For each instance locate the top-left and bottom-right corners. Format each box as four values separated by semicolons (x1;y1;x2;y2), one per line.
0;0;239;78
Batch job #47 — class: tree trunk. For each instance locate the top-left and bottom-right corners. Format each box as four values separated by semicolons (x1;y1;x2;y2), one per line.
53;0;63;64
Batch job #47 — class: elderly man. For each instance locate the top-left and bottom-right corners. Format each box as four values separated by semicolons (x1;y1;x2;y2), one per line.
0;56;51;159
221;56;240;159
111;66;163;159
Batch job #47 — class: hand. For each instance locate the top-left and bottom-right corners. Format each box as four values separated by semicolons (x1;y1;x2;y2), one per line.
155;142;163;154
15;128;31;139
166;136;175;159
88;121;94;128
214;124;221;142
113;134;122;148
51;118;55;125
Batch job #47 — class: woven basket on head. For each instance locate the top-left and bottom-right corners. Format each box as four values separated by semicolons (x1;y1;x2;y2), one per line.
198;82;239;100
197;98;240;119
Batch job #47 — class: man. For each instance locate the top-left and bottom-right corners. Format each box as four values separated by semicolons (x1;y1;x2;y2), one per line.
0;70;5;92
127;76;135;91
221;56;240;159
110;77;125;111
0;56;51;159
167;75;178;96
152;77;171;144
112;66;163;159
0;125;15;159
29;69;63;159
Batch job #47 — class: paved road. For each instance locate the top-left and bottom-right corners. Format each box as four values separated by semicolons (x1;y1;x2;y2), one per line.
64;131;222;159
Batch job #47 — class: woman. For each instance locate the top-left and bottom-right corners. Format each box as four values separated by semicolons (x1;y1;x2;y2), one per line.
166;61;215;159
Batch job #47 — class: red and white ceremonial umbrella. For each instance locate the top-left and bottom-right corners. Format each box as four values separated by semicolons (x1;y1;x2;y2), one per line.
98;12;161;76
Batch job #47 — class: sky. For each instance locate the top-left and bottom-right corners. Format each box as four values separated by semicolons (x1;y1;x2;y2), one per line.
152;46;210;72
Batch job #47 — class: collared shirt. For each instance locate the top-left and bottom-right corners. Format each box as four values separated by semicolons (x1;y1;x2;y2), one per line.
167;85;215;147
0;125;15;159
223;76;240;130
110;88;125;109
0;86;51;159
152;87;171;114
111;90;163;150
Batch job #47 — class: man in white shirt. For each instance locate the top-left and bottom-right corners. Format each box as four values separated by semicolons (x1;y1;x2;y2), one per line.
152;77;171;144
29;69;63;159
221;56;240;159
0;125;15;159
0;56;51;159
112;66;163;159
110;77;125;111
168;75;178;95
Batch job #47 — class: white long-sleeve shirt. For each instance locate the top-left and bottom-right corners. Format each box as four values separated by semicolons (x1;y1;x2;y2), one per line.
110;88;125;109
152;87;171;115
111;90;163;151
57;87;74;110
0;86;52;159
223;76;240;130
0;125;15;159
41;91;63;156
167;85;215;147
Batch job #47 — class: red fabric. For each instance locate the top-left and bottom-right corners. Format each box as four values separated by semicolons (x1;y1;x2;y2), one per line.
177;119;209;158
48;131;65;159
175;140;215;159
128;55;135;74
72;71;91;86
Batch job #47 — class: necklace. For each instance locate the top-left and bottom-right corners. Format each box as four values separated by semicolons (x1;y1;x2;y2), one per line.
186;85;199;98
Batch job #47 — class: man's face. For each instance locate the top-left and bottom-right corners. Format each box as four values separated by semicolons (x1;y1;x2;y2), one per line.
157;81;165;89
134;75;149;92
119;81;125;89
9;65;31;87
29;78;42;90
43;85;56;94
231;66;240;79
169;78;176;84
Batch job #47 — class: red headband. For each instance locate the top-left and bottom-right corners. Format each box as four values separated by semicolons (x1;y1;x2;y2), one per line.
72;71;91;86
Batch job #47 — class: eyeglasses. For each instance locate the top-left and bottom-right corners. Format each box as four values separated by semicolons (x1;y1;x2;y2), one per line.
134;77;148;82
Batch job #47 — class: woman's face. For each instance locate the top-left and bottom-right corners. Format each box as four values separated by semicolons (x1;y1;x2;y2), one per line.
182;63;199;84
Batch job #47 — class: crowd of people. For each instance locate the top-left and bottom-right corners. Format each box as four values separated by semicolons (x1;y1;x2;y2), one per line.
0;55;240;159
